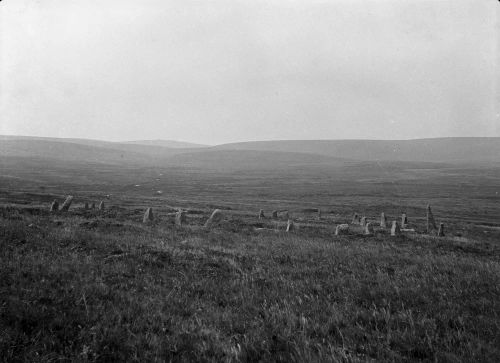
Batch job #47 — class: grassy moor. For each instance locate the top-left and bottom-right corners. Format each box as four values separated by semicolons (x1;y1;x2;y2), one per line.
1;137;500;362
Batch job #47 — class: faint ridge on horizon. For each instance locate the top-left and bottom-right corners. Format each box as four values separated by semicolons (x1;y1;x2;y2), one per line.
122;139;208;148
0;135;208;149
1;134;499;164
2;134;499;146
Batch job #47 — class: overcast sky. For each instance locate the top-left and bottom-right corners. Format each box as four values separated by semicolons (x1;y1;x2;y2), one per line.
1;0;498;145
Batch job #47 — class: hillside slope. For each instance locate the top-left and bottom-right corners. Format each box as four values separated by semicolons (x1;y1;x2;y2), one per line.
2;136;499;167
0;139;172;165
213;138;500;163
123;139;207;148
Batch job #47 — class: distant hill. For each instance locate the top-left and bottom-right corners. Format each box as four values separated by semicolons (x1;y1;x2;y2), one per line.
0;135;118;148
0;135;192;162
213;138;500;163
123;140;207;148
0;139;166;165
2;135;499;167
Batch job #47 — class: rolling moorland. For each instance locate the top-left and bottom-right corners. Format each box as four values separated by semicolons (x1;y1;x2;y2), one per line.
1;136;500;362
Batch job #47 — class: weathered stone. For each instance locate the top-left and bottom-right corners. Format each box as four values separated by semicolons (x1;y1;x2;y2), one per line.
91;202;96;210
98;201;105;211
84;202;89;210
401;213;408;228
204;209;223;228
438;223;445;237
426;204;437;232
317;209;322;220
352;213;360;224
360;217;367;227
364;222;374;235
271;210;278;219
286;219;295;232
50;200;59;212
391;221;401;236
380;212;387;228
143;207;154;223
60;196;73;211
281;211;289;220
175;210;186;226
258;209;265;219
335;224;349;236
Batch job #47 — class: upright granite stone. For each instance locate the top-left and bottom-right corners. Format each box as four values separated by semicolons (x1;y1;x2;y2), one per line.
360;217;367;227
91;202;96;210
401;213;408;228
143;207;154;224
84;202;89;210
335;224;349;236
271;210;278;219
258;209;265;219
364;222;374;235
438;223;445;237
60;196;74;211
352;213;360;224
391;221;401;236
380;212;387;228
175;210;186;226
204;209;223;228
286;219;295;232
427;204;437;233
98;201;105;211
317;208;322;220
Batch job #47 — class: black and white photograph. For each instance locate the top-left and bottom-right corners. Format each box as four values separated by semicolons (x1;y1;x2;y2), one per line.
0;0;499;361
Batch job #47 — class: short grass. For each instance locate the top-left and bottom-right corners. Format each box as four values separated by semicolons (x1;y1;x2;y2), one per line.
1;204;499;362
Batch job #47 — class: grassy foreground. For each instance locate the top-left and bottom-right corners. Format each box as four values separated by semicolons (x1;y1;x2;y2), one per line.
1;206;499;362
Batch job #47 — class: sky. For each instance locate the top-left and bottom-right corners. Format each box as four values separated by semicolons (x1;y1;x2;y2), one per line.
1;0;498;145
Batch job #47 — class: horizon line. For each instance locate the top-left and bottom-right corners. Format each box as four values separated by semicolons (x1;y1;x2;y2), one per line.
1;133;499;148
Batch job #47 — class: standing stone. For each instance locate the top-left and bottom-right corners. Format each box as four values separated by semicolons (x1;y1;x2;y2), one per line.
352;213;359;224
401;213;408;228
60;196;74;211
286;219;295;232
143;207;154;223
391;221;401;236
91;202;96;210
271;210;278;219
84;202;89;210
175;210;187;226
50;200;59;212
282;211;289;220
380;212;387;228
258;209;265;220
98;201;105;211
204;209;223;228
335;224;349;236
364;222;374;235
317;209;322;220
438;223;445;237
360;217;367;227
426;204;437;233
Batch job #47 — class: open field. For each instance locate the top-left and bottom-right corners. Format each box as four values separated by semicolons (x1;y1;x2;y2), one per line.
1;143;500;362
